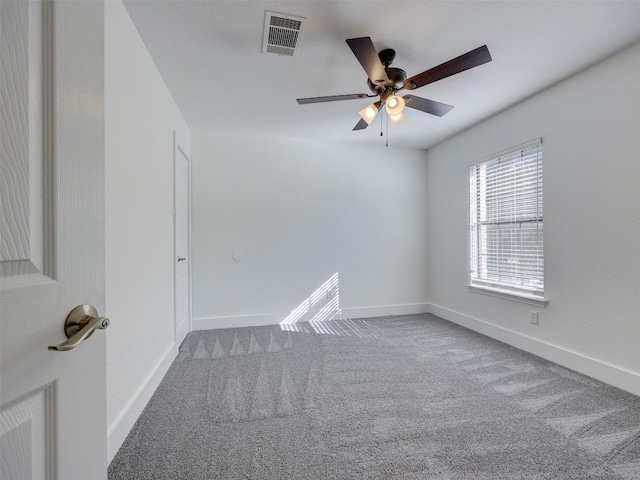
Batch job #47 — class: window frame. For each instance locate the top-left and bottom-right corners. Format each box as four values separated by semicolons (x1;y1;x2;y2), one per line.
467;139;547;307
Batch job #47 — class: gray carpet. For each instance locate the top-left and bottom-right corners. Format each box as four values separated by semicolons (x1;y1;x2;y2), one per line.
108;314;640;479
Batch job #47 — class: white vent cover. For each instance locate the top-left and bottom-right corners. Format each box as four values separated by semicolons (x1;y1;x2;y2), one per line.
263;11;305;56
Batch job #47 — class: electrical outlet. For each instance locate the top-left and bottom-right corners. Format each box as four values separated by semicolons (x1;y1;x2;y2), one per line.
530;311;539;325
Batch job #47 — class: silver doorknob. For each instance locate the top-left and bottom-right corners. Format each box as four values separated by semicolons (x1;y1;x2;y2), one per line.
48;304;109;352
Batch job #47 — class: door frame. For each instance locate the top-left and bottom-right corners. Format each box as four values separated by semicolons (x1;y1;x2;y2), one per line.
173;131;192;345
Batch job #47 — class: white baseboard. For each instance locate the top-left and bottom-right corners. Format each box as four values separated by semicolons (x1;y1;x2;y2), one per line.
427;303;640;397
339;303;430;319
107;342;179;464
192;313;281;330
192;303;430;331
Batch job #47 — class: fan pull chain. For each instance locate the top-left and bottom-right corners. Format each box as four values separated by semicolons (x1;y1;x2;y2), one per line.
385;111;389;147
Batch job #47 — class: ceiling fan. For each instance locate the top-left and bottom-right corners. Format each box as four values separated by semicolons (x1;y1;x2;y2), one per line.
296;37;492;131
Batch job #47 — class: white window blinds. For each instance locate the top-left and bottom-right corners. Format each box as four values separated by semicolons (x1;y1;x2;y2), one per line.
469;140;543;298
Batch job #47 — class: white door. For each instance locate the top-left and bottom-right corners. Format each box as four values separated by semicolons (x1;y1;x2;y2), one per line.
1;1;106;479
174;136;191;346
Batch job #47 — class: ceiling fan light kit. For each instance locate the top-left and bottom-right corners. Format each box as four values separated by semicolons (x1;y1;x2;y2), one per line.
359;102;381;125
296;37;492;132
385;95;405;116
389;112;406;127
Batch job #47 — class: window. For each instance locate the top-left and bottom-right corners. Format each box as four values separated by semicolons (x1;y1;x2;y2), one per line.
469;139;544;302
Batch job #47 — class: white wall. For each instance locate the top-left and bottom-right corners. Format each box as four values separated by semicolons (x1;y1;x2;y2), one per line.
105;0;189;462
191;133;430;328
426;43;640;393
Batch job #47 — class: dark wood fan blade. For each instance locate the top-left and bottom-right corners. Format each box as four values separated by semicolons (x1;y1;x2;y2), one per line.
404;95;454;117
404;45;492;90
346;37;389;86
352;118;369;131
297;93;370;104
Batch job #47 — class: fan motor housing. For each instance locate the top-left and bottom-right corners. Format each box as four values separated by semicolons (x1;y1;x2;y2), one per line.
368;67;406;93
366;48;406;92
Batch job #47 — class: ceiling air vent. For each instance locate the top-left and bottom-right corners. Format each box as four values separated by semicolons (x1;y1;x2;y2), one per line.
263;11;305;57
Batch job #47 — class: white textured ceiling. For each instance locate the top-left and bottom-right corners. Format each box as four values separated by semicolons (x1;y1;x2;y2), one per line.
123;1;640;150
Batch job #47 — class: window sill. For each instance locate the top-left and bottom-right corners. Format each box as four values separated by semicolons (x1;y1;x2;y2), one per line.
467;285;548;307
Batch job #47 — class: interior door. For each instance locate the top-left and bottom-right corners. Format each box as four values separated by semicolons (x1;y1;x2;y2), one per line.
174;136;191;346
1;1;106;479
